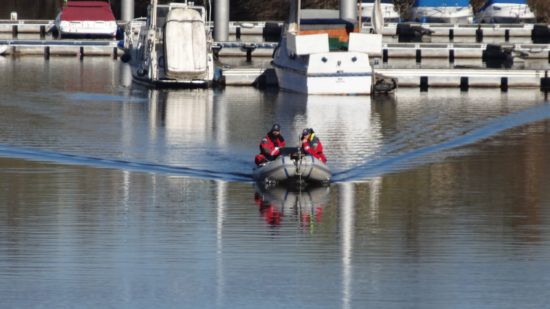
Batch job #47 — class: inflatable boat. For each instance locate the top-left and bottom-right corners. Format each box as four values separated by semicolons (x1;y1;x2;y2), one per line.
253;148;331;186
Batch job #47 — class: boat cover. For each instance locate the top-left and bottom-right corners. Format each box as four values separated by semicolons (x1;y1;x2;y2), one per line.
480;0;528;10
362;0;394;3
164;8;207;79
413;0;470;7
60;1;115;21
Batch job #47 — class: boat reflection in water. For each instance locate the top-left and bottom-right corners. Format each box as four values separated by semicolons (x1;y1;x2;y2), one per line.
273;91;384;174
254;184;330;230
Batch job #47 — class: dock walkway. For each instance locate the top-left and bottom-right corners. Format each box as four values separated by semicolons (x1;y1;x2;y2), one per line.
2;19;550;90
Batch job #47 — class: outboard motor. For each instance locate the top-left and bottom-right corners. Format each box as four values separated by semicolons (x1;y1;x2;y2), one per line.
532;24;550;44
396;23;433;43
482;44;513;69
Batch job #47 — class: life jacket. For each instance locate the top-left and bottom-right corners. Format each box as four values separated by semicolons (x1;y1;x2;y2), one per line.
302;133;327;163
259;132;286;158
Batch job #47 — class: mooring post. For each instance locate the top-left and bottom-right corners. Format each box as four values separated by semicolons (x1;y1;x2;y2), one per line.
214;0;229;41
212;43;222;60
500;77;508;92
241;44;256;62
460;77;469;92
476;25;483;43
121;0;135;22
420;76;428;92
340;0;357;21
541;70;550;93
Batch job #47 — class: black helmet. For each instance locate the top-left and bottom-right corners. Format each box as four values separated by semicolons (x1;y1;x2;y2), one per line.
271;123;281;132
302;128;311;137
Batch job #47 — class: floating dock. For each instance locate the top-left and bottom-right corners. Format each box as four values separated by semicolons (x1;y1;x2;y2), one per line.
0;39;120;58
0;20;54;35
375;68;550;90
212;41;550;60
221;67;550;91
2;19;550;91
3;39;549;63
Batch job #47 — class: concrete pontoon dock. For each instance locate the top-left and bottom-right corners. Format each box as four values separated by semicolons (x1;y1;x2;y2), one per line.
220;67;550;91
0;39;120;57
362;23;538;38
0;20;54;35
2;39;550;62
213;41;550;61
1;19;549;39
2;18;550;91
375;68;550;90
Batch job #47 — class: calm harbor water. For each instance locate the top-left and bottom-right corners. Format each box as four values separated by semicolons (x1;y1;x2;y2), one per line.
1;56;550;308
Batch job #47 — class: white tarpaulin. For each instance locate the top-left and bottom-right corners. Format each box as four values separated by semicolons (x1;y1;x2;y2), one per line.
371;0;384;34
164;8;207;78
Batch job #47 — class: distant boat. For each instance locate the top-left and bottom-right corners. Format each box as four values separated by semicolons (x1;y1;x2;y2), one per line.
53;1;118;38
476;0;535;23
271;8;383;95
359;0;401;24
409;0;474;23
128;0;215;88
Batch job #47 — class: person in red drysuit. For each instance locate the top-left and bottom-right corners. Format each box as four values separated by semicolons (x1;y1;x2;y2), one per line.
255;123;286;166
300;128;327;163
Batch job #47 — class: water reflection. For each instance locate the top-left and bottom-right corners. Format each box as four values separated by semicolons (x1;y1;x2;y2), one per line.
253;184;330;230
2;56;550;307
339;182;354;309
273;92;390;172
148;89;214;138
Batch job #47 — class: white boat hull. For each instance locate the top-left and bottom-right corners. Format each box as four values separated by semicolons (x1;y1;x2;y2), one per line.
57;20;117;37
274;66;373;95
410;6;473;23
476;4;535;23
272;35;376;95
360;3;401;23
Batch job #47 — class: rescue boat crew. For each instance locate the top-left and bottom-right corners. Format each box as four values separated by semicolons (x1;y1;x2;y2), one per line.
255;123;286;166
300;128;326;163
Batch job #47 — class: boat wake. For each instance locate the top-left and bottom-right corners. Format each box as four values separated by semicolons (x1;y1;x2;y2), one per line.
332;103;550;182
0;144;251;183
2;103;549;184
